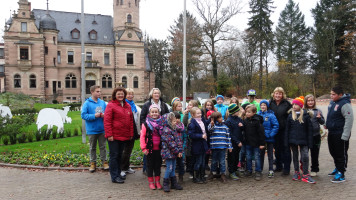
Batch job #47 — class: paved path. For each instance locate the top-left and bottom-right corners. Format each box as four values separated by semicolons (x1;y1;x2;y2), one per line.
0;105;355;200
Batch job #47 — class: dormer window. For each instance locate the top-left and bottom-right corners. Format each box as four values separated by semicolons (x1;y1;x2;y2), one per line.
89;30;97;40
71;28;80;39
127;14;132;23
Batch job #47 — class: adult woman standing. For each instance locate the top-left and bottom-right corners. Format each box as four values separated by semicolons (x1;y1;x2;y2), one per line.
269;87;292;175
140;88;170;125
104;87;134;183
140;88;170;174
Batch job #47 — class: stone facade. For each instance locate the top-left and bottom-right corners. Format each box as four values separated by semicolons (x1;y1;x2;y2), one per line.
0;43;4;93
3;0;154;102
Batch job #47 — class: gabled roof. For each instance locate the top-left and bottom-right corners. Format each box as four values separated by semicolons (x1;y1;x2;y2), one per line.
33;9;114;45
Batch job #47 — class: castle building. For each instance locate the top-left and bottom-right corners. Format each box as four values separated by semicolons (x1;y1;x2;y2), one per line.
3;0;154;102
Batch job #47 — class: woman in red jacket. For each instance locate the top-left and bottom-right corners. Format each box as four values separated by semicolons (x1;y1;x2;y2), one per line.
104;87;134;183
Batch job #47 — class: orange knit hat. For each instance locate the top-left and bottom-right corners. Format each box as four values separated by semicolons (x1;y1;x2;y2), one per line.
292;96;304;108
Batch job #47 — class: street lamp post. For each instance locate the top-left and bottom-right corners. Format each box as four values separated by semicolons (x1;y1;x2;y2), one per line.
182;0;187;110
81;0;86;144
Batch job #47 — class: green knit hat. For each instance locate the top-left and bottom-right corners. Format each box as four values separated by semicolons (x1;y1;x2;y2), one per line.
228;103;240;115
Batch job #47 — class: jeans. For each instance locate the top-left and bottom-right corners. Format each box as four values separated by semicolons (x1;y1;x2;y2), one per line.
228;143;240;173
275;132;291;172
211;149;227;174
310;135;321;172
193;154;205;171
328;133;349;174
121;139;135;170
143;155;147;172
291;144;309;175
176;157;185;176
239;145;246;162
260;142;274;171
246;145;262;172
108;140;125;182
88;133;107;163
164;159;177;179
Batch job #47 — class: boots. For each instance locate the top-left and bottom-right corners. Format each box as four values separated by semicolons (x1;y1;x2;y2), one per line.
193;170;203;184
163;178;170;192
170;176;183;190
102;161;109;170
200;167;206;183
154;176;162;190
178;174;184;183
148;177;156;190
207;172;214;181
89;162;96;173
221;174;227;183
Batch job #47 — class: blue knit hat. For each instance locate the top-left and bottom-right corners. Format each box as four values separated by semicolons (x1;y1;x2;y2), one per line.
259;99;269;108
216;95;224;101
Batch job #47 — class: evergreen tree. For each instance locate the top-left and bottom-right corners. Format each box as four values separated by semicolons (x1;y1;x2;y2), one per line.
275;0;310;73
247;0;274;95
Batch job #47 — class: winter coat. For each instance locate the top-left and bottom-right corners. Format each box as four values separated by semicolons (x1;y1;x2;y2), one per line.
208;122;232;149
257;110;279;143
140;98;170;125
188;118;209;155
307;108;325;136
81;97;106;135
284;111;313;148
225;115;244;146
104;99;134;141
214;104;228;120
242;114;265;147
160;122;184;159
269;98;292;134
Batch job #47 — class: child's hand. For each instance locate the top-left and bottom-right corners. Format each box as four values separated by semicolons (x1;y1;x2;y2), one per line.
95;113;101;118
228;149;232;153
259;145;264;150
108;136;114;141
210;119;214;126
143;149;149;155
317;111;321;118
178;153;182;158
202;134;207;140
238;142;242;147
238;123;243;127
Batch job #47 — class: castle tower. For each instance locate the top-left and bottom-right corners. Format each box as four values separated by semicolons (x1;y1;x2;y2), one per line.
113;0;146;101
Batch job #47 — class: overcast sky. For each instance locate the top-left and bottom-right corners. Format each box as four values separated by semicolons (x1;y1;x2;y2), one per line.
1;0;319;42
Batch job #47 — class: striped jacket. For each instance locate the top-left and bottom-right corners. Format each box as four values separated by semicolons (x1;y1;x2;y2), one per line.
208;122;232;149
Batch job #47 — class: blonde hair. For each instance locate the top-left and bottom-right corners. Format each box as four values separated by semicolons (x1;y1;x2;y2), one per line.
292;107;304;123
230;97;239;105
190;107;201;117
189;100;199;108
126;88;134;94
245;104;257;113
149;88;161;98
172;101;182;112
271;87;287;100
304;94;316;109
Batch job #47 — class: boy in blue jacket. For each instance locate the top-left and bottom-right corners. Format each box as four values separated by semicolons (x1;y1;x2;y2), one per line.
257;100;279;178
81;85;108;172
226;104;244;180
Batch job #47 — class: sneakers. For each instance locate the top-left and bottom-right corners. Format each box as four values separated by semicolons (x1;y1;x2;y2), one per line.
229;172;239;181
282;170;290;176
255;172;262;181
244;171;253;177
124;168;135;174
292;171;301;181
268;170;274;178
310;171;317;177
331;172;345;183
89;162;96;173
328;168;338;177
120;171;127;180
302;174;316;184
103;161;109;170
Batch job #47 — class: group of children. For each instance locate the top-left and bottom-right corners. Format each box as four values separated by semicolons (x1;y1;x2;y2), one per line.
140;90;325;192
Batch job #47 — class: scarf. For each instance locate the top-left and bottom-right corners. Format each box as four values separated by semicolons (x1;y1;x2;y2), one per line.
125;99;137;113
146;115;162;131
151;99;161;112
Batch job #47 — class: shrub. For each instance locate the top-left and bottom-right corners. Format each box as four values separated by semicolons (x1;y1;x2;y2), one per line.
8;130;17;145
2;136;9;145
17;133;27;143
27;131;34;142
65;129;71;137
52;127;58;139
59;130;65;138
73;128;79;136
35;130;41;141
52;100;58;104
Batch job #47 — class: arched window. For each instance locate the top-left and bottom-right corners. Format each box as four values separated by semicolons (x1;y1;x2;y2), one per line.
122;76;127;88
102;74;112;88
29;74;36;88
127;14;132;23
133;76;138;88
65;73;77;88
14;74;21;88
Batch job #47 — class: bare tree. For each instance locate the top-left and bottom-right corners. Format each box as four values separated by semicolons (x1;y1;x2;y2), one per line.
192;0;243;92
